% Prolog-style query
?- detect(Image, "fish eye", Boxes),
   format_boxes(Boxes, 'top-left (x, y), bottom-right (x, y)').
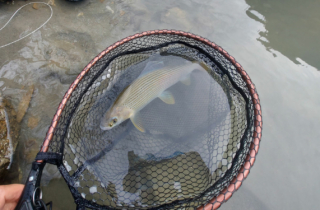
top-left (112, 118), bottom-right (118, 123)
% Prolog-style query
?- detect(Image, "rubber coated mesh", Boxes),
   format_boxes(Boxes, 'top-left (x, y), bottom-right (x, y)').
top-left (41, 33), bottom-right (257, 210)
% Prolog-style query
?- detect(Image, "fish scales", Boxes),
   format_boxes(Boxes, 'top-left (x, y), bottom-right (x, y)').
top-left (120, 65), bottom-right (194, 110)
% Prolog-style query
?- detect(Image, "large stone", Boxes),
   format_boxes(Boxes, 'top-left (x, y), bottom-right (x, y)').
top-left (123, 151), bottom-right (211, 207)
top-left (16, 85), bottom-right (34, 123)
top-left (0, 93), bottom-right (20, 181)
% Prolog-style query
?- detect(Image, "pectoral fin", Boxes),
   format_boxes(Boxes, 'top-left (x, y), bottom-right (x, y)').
top-left (159, 90), bottom-right (175, 104)
top-left (130, 112), bottom-right (145, 132)
top-left (180, 74), bottom-right (191, 85)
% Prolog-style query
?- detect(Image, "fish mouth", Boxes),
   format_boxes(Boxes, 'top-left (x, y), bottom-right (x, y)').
top-left (100, 124), bottom-right (111, 130)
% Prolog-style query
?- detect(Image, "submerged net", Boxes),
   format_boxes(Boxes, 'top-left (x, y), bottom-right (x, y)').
top-left (39, 31), bottom-right (262, 209)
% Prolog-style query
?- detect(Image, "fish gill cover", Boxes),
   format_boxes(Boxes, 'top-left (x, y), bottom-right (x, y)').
top-left (40, 32), bottom-right (260, 209)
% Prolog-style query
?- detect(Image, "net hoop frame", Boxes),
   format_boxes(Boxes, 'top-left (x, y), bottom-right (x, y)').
top-left (40, 30), bottom-right (262, 209)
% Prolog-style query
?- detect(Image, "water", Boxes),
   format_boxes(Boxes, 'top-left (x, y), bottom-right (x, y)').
top-left (0, 0), bottom-right (319, 209)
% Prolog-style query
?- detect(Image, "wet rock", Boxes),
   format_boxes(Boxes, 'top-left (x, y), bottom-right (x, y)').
top-left (77, 12), bottom-right (84, 17)
top-left (44, 49), bottom-right (53, 60)
top-left (0, 93), bottom-right (20, 180)
top-left (2, 0), bottom-right (14, 5)
top-left (47, 0), bottom-right (55, 6)
top-left (16, 85), bottom-right (34, 123)
top-left (48, 30), bottom-right (97, 74)
top-left (106, 6), bottom-right (114, 14)
top-left (32, 3), bottom-right (39, 10)
top-left (0, 110), bottom-right (10, 171)
top-left (41, 164), bottom-right (61, 186)
top-left (24, 139), bottom-right (39, 164)
top-left (161, 7), bottom-right (192, 31)
top-left (123, 151), bottom-right (211, 207)
top-left (41, 178), bottom-right (76, 209)
top-left (25, 149), bottom-right (38, 164)
top-left (27, 115), bottom-right (40, 129)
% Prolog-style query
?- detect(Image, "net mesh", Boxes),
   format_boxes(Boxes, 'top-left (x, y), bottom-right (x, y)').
top-left (40, 32), bottom-right (261, 210)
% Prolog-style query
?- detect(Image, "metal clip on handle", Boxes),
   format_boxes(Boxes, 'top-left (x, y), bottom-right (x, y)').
top-left (15, 161), bottom-right (48, 210)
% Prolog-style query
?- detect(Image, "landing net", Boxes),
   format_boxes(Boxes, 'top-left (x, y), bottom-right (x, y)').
top-left (38, 30), bottom-right (262, 210)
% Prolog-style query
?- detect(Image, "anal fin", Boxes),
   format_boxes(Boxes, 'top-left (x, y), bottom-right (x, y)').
top-left (130, 112), bottom-right (145, 132)
top-left (159, 90), bottom-right (175, 104)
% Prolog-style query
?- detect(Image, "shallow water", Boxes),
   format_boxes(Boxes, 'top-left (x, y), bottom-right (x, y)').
top-left (0, 0), bottom-right (319, 209)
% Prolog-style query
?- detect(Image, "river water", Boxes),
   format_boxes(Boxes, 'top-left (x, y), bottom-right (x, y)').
top-left (0, 0), bottom-right (319, 209)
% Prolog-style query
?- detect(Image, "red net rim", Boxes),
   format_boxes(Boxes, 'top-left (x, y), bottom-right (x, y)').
top-left (41, 30), bottom-right (262, 209)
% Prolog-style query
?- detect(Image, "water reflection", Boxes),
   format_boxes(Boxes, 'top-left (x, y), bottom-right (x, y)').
top-left (246, 0), bottom-right (320, 70)
top-left (222, 186), bottom-right (269, 210)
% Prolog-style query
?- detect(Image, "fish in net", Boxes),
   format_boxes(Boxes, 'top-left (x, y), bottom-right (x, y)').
top-left (16, 30), bottom-right (262, 210)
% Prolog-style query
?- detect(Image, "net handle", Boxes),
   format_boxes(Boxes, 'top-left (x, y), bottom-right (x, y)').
top-left (40, 30), bottom-right (262, 209)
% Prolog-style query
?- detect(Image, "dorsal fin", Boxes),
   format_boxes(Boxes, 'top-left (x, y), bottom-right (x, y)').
top-left (138, 61), bottom-right (164, 78)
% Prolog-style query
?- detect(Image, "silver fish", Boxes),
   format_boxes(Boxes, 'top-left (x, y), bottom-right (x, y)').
top-left (100, 61), bottom-right (206, 132)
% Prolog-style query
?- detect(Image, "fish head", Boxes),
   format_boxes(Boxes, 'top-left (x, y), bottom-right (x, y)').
top-left (100, 106), bottom-right (132, 130)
